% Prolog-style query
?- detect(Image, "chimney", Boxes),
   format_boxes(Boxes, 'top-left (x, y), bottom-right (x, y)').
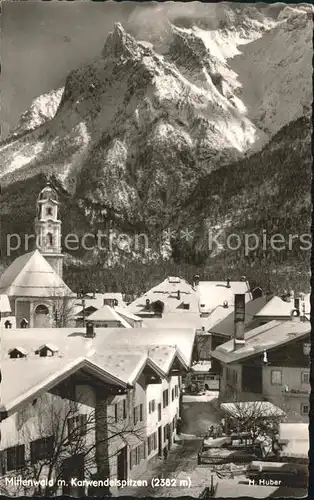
top-left (193, 274), bottom-right (200, 287)
top-left (177, 290), bottom-right (181, 300)
top-left (265, 289), bottom-right (273, 302)
top-left (85, 322), bottom-right (95, 338)
top-left (226, 277), bottom-right (231, 288)
top-left (291, 309), bottom-right (300, 322)
top-left (145, 298), bottom-right (151, 309)
top-left (294, 297), bottom-right (300, 311)
top-left (93, 290), bottom-right (96, 299)
top-left (234, 294), bottom-right (245, 350)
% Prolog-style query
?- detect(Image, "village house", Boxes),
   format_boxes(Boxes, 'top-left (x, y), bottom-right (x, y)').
top-left (211, 312), bottom-right (310, 423)
top-left (0, 324), bottom-right (195, 496)
top-left (75, 293), bottom-right (127, 326)
top-left (85, 306), bottom-right (143, 329)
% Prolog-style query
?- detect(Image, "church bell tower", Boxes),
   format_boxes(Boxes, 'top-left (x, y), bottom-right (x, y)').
top-left (35, 182), bottom-right (64, 278)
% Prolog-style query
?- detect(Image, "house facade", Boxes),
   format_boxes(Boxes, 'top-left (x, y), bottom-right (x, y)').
top-left (212, 319), bottom-right (310, 423)
top-left (0, 325), bottom-right (192, 496)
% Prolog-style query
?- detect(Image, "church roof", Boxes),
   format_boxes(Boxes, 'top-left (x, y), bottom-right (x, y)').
top-left (38, 183), bottom-right (58, 203)
top-left (0, 250), bottom-right (72, 297)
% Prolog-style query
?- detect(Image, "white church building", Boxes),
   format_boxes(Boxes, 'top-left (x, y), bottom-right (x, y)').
top-left (0, 183), bottom-right (74, 328)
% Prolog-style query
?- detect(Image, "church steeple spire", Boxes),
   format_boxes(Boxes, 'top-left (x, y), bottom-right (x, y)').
top-left (35, 182), bottom-right (64, 278)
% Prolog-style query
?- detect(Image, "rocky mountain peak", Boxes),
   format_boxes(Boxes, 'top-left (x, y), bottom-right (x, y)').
top-left (102, 22), bottom-right (143, 61)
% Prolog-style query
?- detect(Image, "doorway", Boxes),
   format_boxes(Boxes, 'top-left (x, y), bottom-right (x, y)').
top-left (158, 426), bottom-right (162, 457)
top-left (61, 454), bottom-right (85, 496)
top-left (34, 304), bottom-right (50, 328)
top-left (117, 446), bottom-right (128, 484)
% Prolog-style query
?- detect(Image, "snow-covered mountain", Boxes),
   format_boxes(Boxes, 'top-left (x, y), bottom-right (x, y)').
top-left (8, 88), bottom-right (64, 137)
top-left (0, 4), bottom-right (312, 269)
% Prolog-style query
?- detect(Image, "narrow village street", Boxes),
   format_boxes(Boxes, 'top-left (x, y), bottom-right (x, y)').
top-left (119, 437), bottom-right (203, 497)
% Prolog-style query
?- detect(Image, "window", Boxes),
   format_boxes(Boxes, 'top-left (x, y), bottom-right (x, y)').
top-left (46, 207), bottom-right (53, 216)
top-left (301, 372), bottom-right (310, 384)
top-left (123, 399), bottom-right (127, 419)
top-left (114, 403), bottom-right (118, 423)
top-left (271, 370), bottom-right (282, 386)
top-left (162, 389), bottom-right (169, 408)
top-left (30, 436), bottom-right (54, 464)
top-left (67, 414), bottom-right (87, 440)
top-left (133, 407), bottom-right (138, 425)
top-left (139, 442), bottom-right (146, 461)
top-left (147, 433), bottom-right (157, 455)
top-left (149, 399), bottom-right (156, 414)
top-left (6, 445), bottom-right (25, 472)
top-left (226, 367), bottom-right (238, 385)
top-left (171, 388), bottom-right (175, 401)
top-left (163, 426), bottom-right (167, 442)
top-left (47, 232), bottom-right (53, 246)
top-left (130, 448), bottom-right (138, 470)
top-left (158, 403), bottom-right (161, 421)
top-left (139, 404), bottom-right (143, 422)
top-left (301, 403), bottom-right (309, 415)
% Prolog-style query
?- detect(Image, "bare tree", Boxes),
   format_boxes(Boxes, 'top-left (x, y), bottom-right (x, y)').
top-left (47, 289), bottom-right (79, 328)
top-left (0, 390), bottom-right (146, 497)
top-left (224, 401), bottom-right (285, 458)
top-left (192, 332), bottom-right (210, 362)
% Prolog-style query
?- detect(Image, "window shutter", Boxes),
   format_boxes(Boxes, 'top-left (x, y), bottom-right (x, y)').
top-left (67, 417), bottom-right (74, 440)
top-left (0, 451), bottom-right (6, 475)
top-left (80, 414), bottom-right (87, 434)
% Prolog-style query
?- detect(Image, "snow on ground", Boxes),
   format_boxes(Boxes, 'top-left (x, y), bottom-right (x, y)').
top-left (183, 390), bottom-right (219, 403)
top-left (182, 392), bottom-right (221, 436)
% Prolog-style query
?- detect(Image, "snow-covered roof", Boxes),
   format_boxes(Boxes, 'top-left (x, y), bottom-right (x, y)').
top-left (279, 423), bottom-right (308, 458)
top-left (8, 346), bottom-right (28, 356)
top-left (212, 319), bottom-right (310, 364)
top-left (127, 277), bottom-right (199, 315)
top-left (87, 305), bottom-right (131, 328)
top-left (0, 250), bottom-right (72, 297)
top-left (198, 280), bottom-right (251, 314)
top-left (114, 306), bottom-right (142, 322)
top-left (191, 361), bottom-right (212, 372)
top-left (35, 343), bottom-right (59, 353)
top-left (255, 294), bottom-right (310, 320)
top-left (0, 357), bottom-right (129, 417)
top-left (206, 296), bottom-right (267, 337)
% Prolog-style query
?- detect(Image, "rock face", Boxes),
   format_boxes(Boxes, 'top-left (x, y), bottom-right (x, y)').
top-left (0, 5), bottom-right (312, 268)
top-left (8, 88), bottom-right (64, 137)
